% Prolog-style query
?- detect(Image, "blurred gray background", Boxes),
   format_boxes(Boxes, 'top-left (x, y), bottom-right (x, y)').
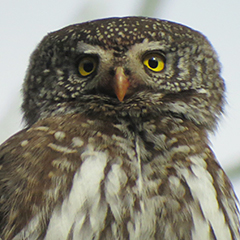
top-left (1, 0), bottom-right (240, 197)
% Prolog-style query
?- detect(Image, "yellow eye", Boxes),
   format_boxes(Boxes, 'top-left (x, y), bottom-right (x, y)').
top-left (143, 53), bottom-right (165, 72)
top-left (78, 56), bottom-right (97, 77)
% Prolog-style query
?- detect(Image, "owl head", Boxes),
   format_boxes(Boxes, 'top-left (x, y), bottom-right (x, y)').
top-left (22, 17), bottom-right (224, 130)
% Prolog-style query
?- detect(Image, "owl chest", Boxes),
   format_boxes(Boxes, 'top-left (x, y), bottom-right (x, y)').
top-left (13, 118), bottom-right (236, 240)
top-left (44, 132), bottom-right (160, 239)
top-left (42, 128), bottom-right (235, 240)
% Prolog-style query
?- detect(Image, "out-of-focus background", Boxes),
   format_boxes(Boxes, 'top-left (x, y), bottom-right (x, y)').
top-left (1, 0), bottom-right (240, 197)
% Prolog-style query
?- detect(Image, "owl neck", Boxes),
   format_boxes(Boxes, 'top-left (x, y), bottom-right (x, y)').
top-left (25, 90), bottom-right (222, 133)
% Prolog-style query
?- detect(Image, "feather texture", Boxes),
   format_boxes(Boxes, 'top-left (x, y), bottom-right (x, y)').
top-left (0, 17), bottom-right (239, 240)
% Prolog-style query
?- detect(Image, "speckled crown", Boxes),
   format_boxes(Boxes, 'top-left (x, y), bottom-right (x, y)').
top-left (43, 16), bottom-right (205, 49)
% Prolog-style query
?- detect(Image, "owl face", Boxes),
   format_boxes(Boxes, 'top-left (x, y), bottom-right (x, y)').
top-left (73, 40), bottom-right (167, 100)
top-left (22, 17), bottom-right (224, 129)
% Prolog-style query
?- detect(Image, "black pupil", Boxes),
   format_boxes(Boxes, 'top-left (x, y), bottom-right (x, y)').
top-left (83, 61), bottom-right (94, 72)
top-left (149, 58), bottom-right (158, 68)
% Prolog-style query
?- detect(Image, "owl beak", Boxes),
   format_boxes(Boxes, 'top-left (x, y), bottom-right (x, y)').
top-left (113, 67), bottom-right (130, 102)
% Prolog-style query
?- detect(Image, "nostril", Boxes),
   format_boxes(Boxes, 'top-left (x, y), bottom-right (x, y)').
top-left (109, 68), bottom-right (115, 76)
top-left (124, 68), bottom-right (131, 76)
top-left (109, 67), bottom-right (131, 77)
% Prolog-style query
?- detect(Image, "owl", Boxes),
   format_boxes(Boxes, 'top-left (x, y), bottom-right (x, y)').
top-left (0, 16), bottom-right (239, 240)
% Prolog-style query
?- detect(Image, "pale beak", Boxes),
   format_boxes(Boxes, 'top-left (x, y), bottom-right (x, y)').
top-left (113, 67), bottom-right (130, 102)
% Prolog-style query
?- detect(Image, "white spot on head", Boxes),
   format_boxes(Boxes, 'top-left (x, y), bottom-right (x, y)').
top-left (43, 69), bottom-right (50, 74)
top-left (56, 69), bottom-right (64, 76)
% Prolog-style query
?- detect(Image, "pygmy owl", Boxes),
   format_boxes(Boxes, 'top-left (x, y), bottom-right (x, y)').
top-left (0, 16), bottom-right (239, 240)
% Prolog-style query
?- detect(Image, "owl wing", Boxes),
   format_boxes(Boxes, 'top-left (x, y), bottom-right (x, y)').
top-left (0, 114), bottom-right (92, 239)
top-left (177, 152), bottom-right (240, 239)
top-left (0, 112), bottom-right (129, 240)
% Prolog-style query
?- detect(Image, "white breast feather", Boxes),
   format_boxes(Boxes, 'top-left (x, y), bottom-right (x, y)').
top-left (44, 144), bottom-right (108, 239)
top-left (180, 154), bottom-right (232, 240)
